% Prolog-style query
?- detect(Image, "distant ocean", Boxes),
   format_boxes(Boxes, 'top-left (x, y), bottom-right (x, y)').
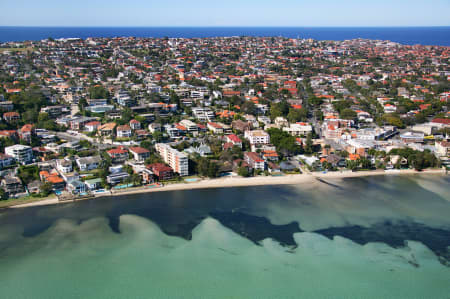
top-left (0, 27), bottom-right (449, 46)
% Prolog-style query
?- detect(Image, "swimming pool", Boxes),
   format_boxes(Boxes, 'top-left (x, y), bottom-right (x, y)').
top-left (185, 178), bottom-right (199, 182)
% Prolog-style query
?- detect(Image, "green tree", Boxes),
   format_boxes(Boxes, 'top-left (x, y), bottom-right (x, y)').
top-left (287, 108), bottom-right (308, 123)
top-left (340, 108), bottom-right (357, 120)
top-left (0, 188), bottom-right (8, 201)
top-left (241, 101), bottom-right (257, 115)
top-left (238, 167), bottom-right (250, 177)
top-left (40, 182), bottom-right (53, 197)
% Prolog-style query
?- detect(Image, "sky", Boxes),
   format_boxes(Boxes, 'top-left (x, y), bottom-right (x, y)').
top-left (1, 0), bottom-right (449, 27)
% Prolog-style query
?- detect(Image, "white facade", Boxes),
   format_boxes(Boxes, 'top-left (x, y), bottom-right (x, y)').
top-left (179, 119), bottom-right (199, 133)
top-left (155, 143), bottom-right (189, 176)
top-left (5, 145), bottom-right (33, 164)
top-left (282, 123), bottom-right (312, 136)
top-left (244, 130), bottom-right (270, 145)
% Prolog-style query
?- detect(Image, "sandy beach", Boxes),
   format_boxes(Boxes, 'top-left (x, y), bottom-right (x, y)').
top-left (9, 168), bottom-right (447, 209)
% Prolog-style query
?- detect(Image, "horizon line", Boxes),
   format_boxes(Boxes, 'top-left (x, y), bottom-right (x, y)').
top-left (1, 25), bottom-right (450, 28)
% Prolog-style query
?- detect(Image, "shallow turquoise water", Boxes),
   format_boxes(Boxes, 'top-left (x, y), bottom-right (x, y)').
top-left (0, 174), bottom-right (449, 298)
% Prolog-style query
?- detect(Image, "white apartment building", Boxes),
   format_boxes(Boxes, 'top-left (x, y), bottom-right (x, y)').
top-left (179, 119), bottom-right (199, 133)
top-left (192, 107), bottom-right (215, 122)
top-left (282, 123), bottom-right (312, 136)
top-left (155, 143), bottom-right (189, 176)
top-left (5, 144), bottom-right (33, 164)
top-left (244, 130), bottom-right (270, 145)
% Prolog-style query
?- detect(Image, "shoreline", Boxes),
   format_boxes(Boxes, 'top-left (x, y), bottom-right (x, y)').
top-left (8, 168), bottom-right (447, 209)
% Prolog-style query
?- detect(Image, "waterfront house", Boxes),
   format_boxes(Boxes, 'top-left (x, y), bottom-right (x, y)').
top-left (129, 146), bottom-right (150, 162)
top-left (147, 163), bottom-right (174, 181)
top-left (107, 147), bottom-right (129, 163)
top-left (244, 152), bottom-right (266, 171)
top-left (76, 155), bottom-right (102, 171)
top-left (1, 176), bottom-right (23, 196)
top-left (107, 172), bottom-right (130, 185)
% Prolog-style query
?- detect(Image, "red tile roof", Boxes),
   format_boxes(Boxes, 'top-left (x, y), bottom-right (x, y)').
top-left (129, 147), bottom-right (150, 154)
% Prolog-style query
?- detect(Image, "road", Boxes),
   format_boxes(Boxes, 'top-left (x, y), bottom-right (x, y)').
top-left (51, 131), bottom-right (112, 150)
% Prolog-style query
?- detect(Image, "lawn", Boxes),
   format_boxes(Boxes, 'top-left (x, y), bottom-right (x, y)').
top-left (0, 194), bottom-right (56, 209)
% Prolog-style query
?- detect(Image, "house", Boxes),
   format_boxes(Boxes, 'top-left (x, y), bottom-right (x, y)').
top-left (97, 122), bottom-right (116, 136)
top-left (129, 147), bottom-right (150, 162)
top-left (5, 144), bottom-right (33, 164)
top-left (435, 141), bottom-right (450, 157)
top-left (225, 134), bottom-right (242, 148)
top-left (19, 124), bottom-right (35, 142)
top-left (116, 125), bottom-right (132, 138)
top-left (129, 119), bottom-right (141, 130)
top-left (387, 155), bottom-right (408, 169)
top-left (282, 123), bottom-right (312, 136)
top-left (76, 155), bottom-right (102, 171)
top-left (324, 154), bottom-right (346, 167)
top-left (141, 168), bottom-right (156, 184)
top-left (27, 180), bottom-right (43, 194)
top-left (85, 178), bottom-right (102, 190)
top-left (244, 152), bottom-right (265, 171)
top-left (0, 153), bottom-right (14, 169)
top-left (1, 176), bottom-right (23, 196)
top-left (0, 101), bottom-right (14, 111)
top-left (3, 112), bottom-right (20, 123)
top-left (147, 163), bottom-right (174, 181)
top-left (135, 129), bottom-right (151, 140)
top-left (84, 121), bottom-right (101, 132)
top-left (400, 132), bottom-right (424, 143)
top-left (107, 172), bottom-right (130, 185)
top-left (67, 180), bottom-right (86, 194)
top-left (39, 170), bottom-right (65, 190)
top-left (57, 159), bottom-right (73, 173)
top-left (244, 130), bottom-right (270, 151)
top-left (274, 117), bottom-right (289, 128)
top-left (107, 147), bottom-right (129, 163)
top-left (185, 144), bottom-right (212, 157)
top-left (232, 120), bottom-right (252, 132)
top-left (262, 150), bottom-right (279, 162)
top-left (267, 162), bottom-right (281, 173)
top-left (0, 130), bottom-right (19, 140)
top-left (148, 123), bottom-right (162, 133)
top-left (179, 119), bottom-right (199, 134)
top-left (207, 122), bottom-right (224, 134)
top-left (383, 104), bottom-right (397, 113)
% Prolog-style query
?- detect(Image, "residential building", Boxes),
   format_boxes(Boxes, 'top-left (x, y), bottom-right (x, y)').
top-left (244, 152), bottom-right (266, 171)
top-left (3, 112), bottom-right (20, 123)
top-left (244, 130), bottom-right (270, 145)
top-left (147, 163), bottom-right (174, 180)
top-left (107, 147), bottom-right (129, 163)
top-left (107, 172), bottom-right (130, 185)
top-left (76, 155), bottom-right (102, 171)
top-left (207, 122), bottom-right (224, 134)
top-left (5, 144), bottom-right (33, 164)
top-left (282, 123), bottom-right (313, 136)
top-left (84, 121), bottom-right (101, 132)
top-left (129, 147), bottom-right (151, 162)
top-left (155, 143), bottom-right (189, 176)
top-left (225, 134), bottom-right (242, 148)
top-left (179, 119), bottom-right (199, 134)
top-left (57, 159), bottom-right (73, 173)
top-left (129, 119), bottom-right (141, 130)
top-left (435, 141), bottom-right (450, 157)
top-left (1, 176), bottom-right (23, 195)
top-left (116, 125), bottom-right (132, 138)
top-left (97, 122), bottom-right (117, 136)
